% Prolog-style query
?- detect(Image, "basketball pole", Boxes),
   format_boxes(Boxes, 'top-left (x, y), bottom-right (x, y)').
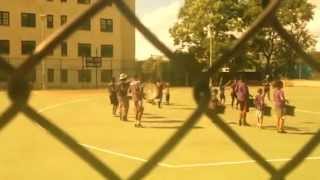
top-left (95, 48), bottom-right (98, 89)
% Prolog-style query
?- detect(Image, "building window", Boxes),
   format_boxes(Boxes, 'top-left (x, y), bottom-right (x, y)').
top-left (101, 44), bottom-right (113, 58)
top-left (0, 11), bottom-right (9, 26)
top-left (100, 19), bottom-right (113, 32)
top-left (78, 0), bottom-right (90, 4)
top-left (60, 69), bottom-right (68, 83)
top-left (101, 70), bottom-right (112, 82)
top-left (21, 41), bottom-right (36, 55)
top-left (47, 69), bottom-right (54, 82)
top-left (0, 40), bottom-right (9, 55)
top-left (79, 19), bottom-right (91, 30)
top-left (21, 13), bottom-right (36, 27)
top-left (61, 42), bottom-right (68, 56)
top-left (60, 15), bottom-right (67, 25)
top-left (78, 43), bottom-right (91, 57)
top-left (78, 69), bottom-right (91, 82)
top-left (47, 15), bottom-right (54, 28)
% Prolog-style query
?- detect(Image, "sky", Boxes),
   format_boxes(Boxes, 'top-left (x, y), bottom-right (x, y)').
top-left (135, 0), bottom-right (320, 60)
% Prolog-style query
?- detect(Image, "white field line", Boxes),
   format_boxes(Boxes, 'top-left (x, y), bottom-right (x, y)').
top-left (80, 143), bottom-right (173, 168)
top-left (80, 143), bottom-right (320, 169)
top-left (295, 109), bottom-right (320, 114)
top-left (34, 96), bottom-right (320, 169)
top-left (38, 97), bottom-right (97, 113)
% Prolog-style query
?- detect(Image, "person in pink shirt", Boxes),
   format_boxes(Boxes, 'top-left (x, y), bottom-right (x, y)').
top-left (273, 80), bottom-right (287, 133)
top-left (235, 76), bottom-right (250, 126)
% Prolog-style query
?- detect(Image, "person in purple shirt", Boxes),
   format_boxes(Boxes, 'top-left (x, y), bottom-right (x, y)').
top-left (273, 80), bottom-right (287, 133)
top-left (235, 76), bottom-right (250, 126)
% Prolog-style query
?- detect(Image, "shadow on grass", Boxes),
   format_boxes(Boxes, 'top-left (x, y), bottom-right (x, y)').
top-left (141, 120), bottom-right (184, 123)
top-left (170, 107), bottom-right (196, 111)
top-left (144, 125), bottom-right (204, 129)
top-left (143, 115), bottom-right (166, 119)
top-left (226, 123), bottom-right (317, 135)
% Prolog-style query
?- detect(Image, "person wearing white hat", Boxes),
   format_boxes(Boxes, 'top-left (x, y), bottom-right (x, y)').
top-left (117, 73), bottom-right (130, 121)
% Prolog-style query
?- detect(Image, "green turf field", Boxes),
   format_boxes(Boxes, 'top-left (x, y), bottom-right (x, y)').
top-left (0, 87), bottom-right (319, 179)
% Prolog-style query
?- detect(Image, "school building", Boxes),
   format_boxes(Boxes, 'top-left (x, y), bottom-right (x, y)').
top-left (0, 0), bottom-right (135, 89)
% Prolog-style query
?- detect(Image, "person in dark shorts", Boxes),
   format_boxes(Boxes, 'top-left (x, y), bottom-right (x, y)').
top-left (230, 79), bottom-right (239, 109)
top-left (235, 77), bottom-right (250, 126)
top-left (163, 82), bottom-right (170, 105)
top-left (219, 84), bottom-right (226, 105)
top-left (116, 73), bottom-right (130, 121)
top-left (108, 77), bottom-right (118, 116)
top-left (273, 80), bottom-right (287, 133)
top-left (154, 80), bottom-right (164, 108)
top-left (130, 75), bottom-right (144, 128)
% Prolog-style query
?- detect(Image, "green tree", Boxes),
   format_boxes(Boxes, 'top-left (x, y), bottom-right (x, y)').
top-left (170, 0), bottom-right (247, 61)
top-left (170, 0), bottom-right (316, 79)
top-left (247, 0), bottom-right (316, 78)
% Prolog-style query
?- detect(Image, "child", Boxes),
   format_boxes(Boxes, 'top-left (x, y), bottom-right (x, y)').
top-left (263, 75), bottom-right (271, 101)
top-left (230, 79), bottom-right (239, 109)
top-left (108, 77), bottom-right (118, 116)
top-left (154, 80), bottom-right (164, 108)
top-left (254, 88), bottom-right (265, 128)
top-left (273, 80), bottom-right (287, 133)
top-left (209, 88), bottom-right (220, 110)
top-left (130, 75), bottom-right (144, 128)
top-left (163, 82), bottom-right (170, 105)
top-left (219, 85), bottom-right (226, 105)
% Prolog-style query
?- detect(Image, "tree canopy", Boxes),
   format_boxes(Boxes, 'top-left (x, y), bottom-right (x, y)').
top-left (170, 0), bottom-right (316, 78)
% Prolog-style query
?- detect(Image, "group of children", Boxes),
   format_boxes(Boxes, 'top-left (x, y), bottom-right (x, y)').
top-left (109, 73), bottom-right (289, 132)
top-left (108, 73), bottom-right (170, 128)
top-left (210, 76), bottom-right (289, 133)
top-left (108, 73), bottom-right (144, 128)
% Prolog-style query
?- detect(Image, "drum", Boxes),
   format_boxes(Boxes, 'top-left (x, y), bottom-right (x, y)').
top-left (143, 83), bottom-right (158, 101)
top-left (263, 106), bottom-right (271, 116)
top-left (285, 105), bottom-right (295, 116)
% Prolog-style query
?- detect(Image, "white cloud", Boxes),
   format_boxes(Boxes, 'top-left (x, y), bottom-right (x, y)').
top-left (135, 0), bottom-right (183, 60)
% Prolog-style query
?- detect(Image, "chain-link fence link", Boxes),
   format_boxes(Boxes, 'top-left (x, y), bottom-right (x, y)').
top-left (0, 0), bottom-right (319, 179)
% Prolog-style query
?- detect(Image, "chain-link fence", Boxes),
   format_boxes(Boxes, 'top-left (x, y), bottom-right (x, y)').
top-left (0, 0), bottom-right (319, 179)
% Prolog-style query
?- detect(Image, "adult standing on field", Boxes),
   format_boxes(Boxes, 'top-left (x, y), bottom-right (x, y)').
top-left (130, 75), bottom-right (144, 128)
top-left (108, 77), bottom-right (118, 116)
top-left (273, 80), bottom-right (287, 133)
top-left (117, 73), bottom-right (130, 121)
top-left (235, 76), bottom-right (250, 126)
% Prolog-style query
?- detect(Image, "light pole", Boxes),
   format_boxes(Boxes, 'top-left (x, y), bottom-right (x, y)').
top-left (40, 14), bottom-right (46, 89)
top-left (205, 24), bottom-right (214, 86)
